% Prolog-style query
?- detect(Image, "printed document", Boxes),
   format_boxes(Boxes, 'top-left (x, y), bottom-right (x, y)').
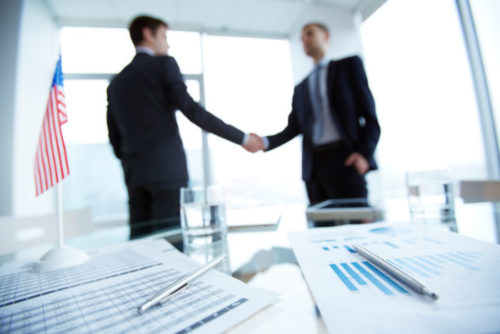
top-left (0, 239), bottom-right (277, 333)
top-left (289, 223), bottom-right (500, 333)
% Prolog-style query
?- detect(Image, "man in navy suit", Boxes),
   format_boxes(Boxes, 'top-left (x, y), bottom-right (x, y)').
top-left (107, 16), bottom-right (263, 239)
top-left (264, 22), bottom-right (380, 205)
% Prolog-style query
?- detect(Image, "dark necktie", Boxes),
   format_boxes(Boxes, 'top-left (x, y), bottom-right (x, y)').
top-left (313, 65), bottom-right (323, 141)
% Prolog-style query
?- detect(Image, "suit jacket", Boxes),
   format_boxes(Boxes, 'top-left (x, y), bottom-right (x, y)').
top-left (107, 53), bottom-right (244, 187)
top-left (266, 56), bottom-right (380, 181)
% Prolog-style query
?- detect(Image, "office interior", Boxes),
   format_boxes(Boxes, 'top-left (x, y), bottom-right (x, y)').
top-left (1, 0), bottom-right (499, 251)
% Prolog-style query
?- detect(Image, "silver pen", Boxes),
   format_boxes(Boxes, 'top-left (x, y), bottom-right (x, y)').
top-left (352, 244), bottom-right (439, 300)
top-left (138, 254), bottom-right (227, 313)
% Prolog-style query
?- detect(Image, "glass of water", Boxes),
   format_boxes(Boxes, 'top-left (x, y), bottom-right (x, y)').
top-left (406, 169), bottom-right (457, 231)
top-left (180, 185), bottom-right (230, 273)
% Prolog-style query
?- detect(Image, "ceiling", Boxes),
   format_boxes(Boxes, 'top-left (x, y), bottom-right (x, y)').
top-left (45, 0), bottom-right (386, 37)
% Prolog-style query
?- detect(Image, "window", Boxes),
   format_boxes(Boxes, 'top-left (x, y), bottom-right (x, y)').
top-left (202, 35), bottom-right (304, 209)
top-left (60, 27), bottom-right (298, 222)
top-left (469, 0), bottom-right (500, 152)
top-left (60, 27), bottom-right (205, 221)
top-left (361, 0), bottom-right (496, 241)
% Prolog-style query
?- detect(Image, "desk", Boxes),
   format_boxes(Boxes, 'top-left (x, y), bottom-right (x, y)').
top-left (1, 201), bottom-right (497, 333)
top-left (0, 203), bottom-right (327, 333)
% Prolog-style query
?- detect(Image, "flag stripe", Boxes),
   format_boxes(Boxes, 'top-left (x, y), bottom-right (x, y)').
top-left (36, 143), bottom-right (47, 192)
top-left (48, 89), bottom-right (61, 182)
top-left (53, 87), bottom-right (69, 176)
top-left (40, 120), bottom-right (53, 188)
top-left (34, 57), bottom-right (69, 196)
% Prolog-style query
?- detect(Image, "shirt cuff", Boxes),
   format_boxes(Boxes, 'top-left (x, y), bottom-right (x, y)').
top-left (263, 137), bottom-right (269, 150)
top-left (242, 133), bottom-right (250, 146)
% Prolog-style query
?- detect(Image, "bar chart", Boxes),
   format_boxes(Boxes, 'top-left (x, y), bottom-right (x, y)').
top-left (329, 261), bottom-right (408, 295)
top-left (328, 250), bottom-right (481, 295)
top-left (388, 251), bottom-right (480, 278)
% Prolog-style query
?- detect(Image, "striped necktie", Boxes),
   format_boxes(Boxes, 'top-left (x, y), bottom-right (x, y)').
top-left (312, 65), bottom-right (324, 141)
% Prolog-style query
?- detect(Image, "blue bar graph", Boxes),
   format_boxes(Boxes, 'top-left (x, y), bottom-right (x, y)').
top-left (427, 255), bottom-right (445, 264)
top-left (362, 262), bottom-right (408, 294)
top-left (340, 263), bottom-right (367, 285)
top-left (423, 237), bottom-right (444, 245)
top-left (416, 256), bottom-right (441, 268)
top-left (405, 258), bottom-right (441, 275)
top-left (344, 245), bottom-right (356, 253)
top-left (457, 251), bottom-right (478, 259)
top-left (330, 264), bottom-right (357, 291)
top-left (391, 259), bottom-right (429, 277)
top-left (447, 252), bottom-right (473, 263)
top-left (384, 241), bottom-right (399, 249)
top-left (437, 254), bottom-right (478, 270)
top-left (351, 262), bottom-right (394, 295)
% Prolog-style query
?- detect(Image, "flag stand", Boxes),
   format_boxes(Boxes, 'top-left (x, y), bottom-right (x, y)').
top-left (33, 184), bottom-right (89, 272)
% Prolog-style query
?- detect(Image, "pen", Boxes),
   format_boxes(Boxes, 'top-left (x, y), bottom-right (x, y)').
top-left (352, 244), bottom-right (439, 300)
top-left (138, 254), bottom-right (227, 313)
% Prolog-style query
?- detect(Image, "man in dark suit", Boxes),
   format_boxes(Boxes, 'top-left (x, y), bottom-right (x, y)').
top-left (264, 22), bottom-right (380, 205)
top-left (107, 16), bottom-right (263, 239)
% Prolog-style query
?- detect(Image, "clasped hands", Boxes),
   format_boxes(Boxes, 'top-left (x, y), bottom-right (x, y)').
top-left (243, 133), bottom-right (265, 153)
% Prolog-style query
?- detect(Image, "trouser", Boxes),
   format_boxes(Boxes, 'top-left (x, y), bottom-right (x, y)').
top-left (305, 142), bottom-right (368, 227)
top-left (127, 182), bottom-right (185, 246)
top-left (305, 142), bottom-right (368, 204)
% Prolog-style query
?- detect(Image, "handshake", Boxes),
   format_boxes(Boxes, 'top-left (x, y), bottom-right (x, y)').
top-left (243, 133), bottom-right (266, 153)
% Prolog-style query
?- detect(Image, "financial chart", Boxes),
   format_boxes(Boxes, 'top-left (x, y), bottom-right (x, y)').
top-left (0, 240), bottom-right (277, 334)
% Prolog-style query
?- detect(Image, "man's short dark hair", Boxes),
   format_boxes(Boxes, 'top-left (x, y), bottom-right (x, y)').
top-left (302, 22), bottom-right (330, 34)
top-left (129, 15), bottom-right (169, 46)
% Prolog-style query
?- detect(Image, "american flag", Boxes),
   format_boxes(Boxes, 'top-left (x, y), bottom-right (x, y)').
top-left (34, 56), bottom-right (70, 196)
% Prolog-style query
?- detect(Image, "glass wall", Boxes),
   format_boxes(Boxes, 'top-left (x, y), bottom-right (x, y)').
top-left (202, 35), bottom-right (304, 209)
top-left (360, 0), bottom-right (496, 241)
top-left (60, 27), bottom-right (206, 221)
top-left (59, 27), bottom-right (297, 222)
top-left (469, 0), bottom-right (500, 150)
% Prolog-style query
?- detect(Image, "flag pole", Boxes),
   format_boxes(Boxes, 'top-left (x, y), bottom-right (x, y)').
top-left (57, 183), bottom-right (64, 248)
top-left (33, 55), bottom-right (89, 272)
top-left (33, 184), bottom-right (90, 272)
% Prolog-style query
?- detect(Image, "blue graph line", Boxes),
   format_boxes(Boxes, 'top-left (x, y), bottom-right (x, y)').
top-left (427, 255), bottom-right (445, 263)
top-left (416, 256), bottom-right (441, 268)
top-left (392, 259), bottom-right (429, 277)
top-left (405, 258), bottom-right (441, 275)
top-left (362, 261), bottom-right (408, 294)
top-left (423, 237), bottom-right (444, 245)
top-left (351, 262), bottom-right (394, 295)
top-left (383, 241), bottom-right (399, 249)
top-left (330, 264), bottom-right (358, 291)
top-left (341, 263), bottom-right (367, 285)
top-left (447, 252), bottom-right (473, 263)
top-left (457, 251), bottom-right (478, 259)
top-left (344, 245), bottom-right (356, 253)
top-left (438, 254), bottom-right (479, 271)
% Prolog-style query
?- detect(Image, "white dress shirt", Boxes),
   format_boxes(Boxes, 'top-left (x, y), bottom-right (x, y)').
top-left (308, 57), bottom-right (341, 145)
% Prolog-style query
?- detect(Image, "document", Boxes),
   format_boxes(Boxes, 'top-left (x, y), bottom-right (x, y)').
top-left (0, 239), bottom-right (277, 333)
top-left (289, 223), bottom-right (500, 334)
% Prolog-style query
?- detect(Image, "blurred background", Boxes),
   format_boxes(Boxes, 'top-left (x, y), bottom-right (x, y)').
top-left (1, 0), bottom-right (499, 242)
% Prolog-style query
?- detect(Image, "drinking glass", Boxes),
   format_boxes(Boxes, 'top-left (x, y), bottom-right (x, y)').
top-left (180, 185), bottom-right (230, 273)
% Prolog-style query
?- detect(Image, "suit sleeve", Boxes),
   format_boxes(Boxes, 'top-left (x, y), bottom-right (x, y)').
top-left (348, 56), bottom-right (380, 160)
top-left (265, 94), bottom-right (300, 151)
top-left (163, 57), bottom-right (245, 145)
top-left (106, 94), bottom-right (123, 160)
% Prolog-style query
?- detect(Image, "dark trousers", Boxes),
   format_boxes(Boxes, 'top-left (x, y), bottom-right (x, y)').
top-left (305, 144), bottom-right (367, 205)
top-left (127, 182), bottom-right (184, 242)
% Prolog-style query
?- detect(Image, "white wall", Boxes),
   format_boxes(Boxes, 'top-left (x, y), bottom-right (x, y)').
top-left (0, 0), bottom-right (23, 215)
top-left (13, 0), bottom-right (59, 216)
top-left (288, 4), bottom-right (364, 84)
